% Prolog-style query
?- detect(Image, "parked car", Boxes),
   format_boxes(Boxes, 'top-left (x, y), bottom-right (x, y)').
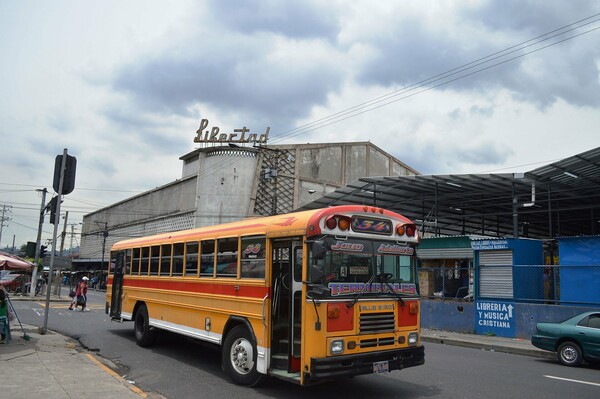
top-left (531, 311), bottom-right (600, 367)
top-left (0, 271), bottom-right (27, 292)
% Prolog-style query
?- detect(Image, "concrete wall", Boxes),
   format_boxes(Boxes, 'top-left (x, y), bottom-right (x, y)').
top-left (421, 299), bottom-right (599, 338)
top-left (80, 141), bottom-right (419, 264)
top-left (196, 149), bottom-right (259, 227)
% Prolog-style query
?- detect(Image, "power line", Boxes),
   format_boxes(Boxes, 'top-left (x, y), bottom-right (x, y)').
top-left (268, 14), bottom-right (600, 142)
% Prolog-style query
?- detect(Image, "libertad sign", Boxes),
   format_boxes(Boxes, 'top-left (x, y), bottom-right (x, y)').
top-left (193, 118), bottom-right (270, 144)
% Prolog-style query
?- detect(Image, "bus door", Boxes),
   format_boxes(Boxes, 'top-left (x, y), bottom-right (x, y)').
top-left (109, 250), bottom-right (125, 319)
top-left (271, 240), bottom-right (303, 373)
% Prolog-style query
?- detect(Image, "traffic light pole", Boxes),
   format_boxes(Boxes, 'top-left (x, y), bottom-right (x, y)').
top-left (30, 188), bottom-right (47, 297)
top-left (41, 149), bottom-right (67, 335)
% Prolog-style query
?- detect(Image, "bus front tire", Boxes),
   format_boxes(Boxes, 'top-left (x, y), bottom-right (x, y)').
top-left (134, 304), bottom-right (157, 347)
top-left (222, 325), bottom-right (265, 387)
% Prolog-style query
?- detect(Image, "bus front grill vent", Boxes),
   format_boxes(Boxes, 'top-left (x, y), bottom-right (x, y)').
top-left (359, 312), bottom-right (395, 334)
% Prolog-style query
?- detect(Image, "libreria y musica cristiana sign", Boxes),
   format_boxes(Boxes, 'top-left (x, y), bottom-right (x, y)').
top-left (193, 118), bottom-right (270, 144)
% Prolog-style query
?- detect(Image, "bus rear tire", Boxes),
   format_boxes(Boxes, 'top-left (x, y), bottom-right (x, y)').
top-left (134, 304), bottom-right (157, 347)
top-left (222, 325), bottom-right (265, 387)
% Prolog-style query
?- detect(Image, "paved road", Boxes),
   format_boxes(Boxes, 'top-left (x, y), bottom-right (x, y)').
top-left (11, 291), bottom-right (600, 399)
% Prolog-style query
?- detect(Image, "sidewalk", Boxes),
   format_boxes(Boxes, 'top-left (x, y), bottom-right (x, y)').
top-left (2, 293), bottom-right (155, 399)
top-left (420, 328), bottom-right (555, 359)
top-left (1, 296), bottom-right (554, 399)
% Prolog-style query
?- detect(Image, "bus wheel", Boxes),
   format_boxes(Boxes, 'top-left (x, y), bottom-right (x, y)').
top-left (134, 304), bottom-right (157, 347)
top-left (222, 326), bottom-right (265, 387)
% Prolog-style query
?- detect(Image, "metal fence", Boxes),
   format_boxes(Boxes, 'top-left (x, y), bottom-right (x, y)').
top-left (419, 264), bottom-right (600, 306)
top-left (418, 266), bottom-right (473, 300)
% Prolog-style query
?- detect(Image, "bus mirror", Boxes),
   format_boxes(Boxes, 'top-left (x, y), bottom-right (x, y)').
top-left (312, 240), bottom-right (327, 260)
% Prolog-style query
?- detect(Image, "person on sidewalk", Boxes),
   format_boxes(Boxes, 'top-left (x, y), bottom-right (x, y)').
top-left (0, 287), bottom-right (13, 343)
top-left (69, 276), bottom-right (90, 311)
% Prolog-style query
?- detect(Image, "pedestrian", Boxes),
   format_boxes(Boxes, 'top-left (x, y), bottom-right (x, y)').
top-left (0, 287), bottom-right (13, 343)
top-left (69, 276), bottom-right (89, 311)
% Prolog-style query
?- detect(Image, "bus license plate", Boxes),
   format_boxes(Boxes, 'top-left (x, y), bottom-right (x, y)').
top-left (373, 361), bottom-right (389, 374)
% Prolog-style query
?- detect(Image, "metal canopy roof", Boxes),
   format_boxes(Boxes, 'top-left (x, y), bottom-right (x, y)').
top-left (298, 147), bottom-right (600, 239)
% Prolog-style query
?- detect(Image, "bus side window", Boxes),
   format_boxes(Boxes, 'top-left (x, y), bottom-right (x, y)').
top-left (140, 247), bottom-right (150, 275)
top-left (200, 240), bottom-right (215, 277)
top-left (241, 236), bottom-right (265, 279)
top-left (173, 243), bottom-right (184, 276)
top-left (217, 237), bottom-right (238, 278)
top-left (132, 248), bottom-right (141, 275)
top-left (186, 241), bottom-right (199, 277)
top-left (150, 245), bottom-right (160, 275)
top-left (125, 249), bottom-right (132, 275)
top-left (160, 244), bottom-right (172, 276)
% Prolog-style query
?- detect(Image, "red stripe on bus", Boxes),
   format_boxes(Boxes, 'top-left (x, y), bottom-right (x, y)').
top-left (118, 278), bottom-right (269, 298)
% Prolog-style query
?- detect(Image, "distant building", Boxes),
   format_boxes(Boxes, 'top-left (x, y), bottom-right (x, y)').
top-left (78, 141), bottom-right (418, 272)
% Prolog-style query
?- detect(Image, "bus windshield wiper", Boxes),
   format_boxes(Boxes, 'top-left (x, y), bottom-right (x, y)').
top-left (346, 274), bottom-right (375, 308)
top-left (377, 273), bottom-right (405, 306)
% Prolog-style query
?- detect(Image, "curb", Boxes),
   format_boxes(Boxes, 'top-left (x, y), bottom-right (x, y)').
top-left (421, 335), bottom-right (556, 359)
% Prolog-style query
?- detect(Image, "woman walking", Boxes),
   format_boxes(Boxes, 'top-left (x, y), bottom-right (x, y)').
top-left (69, 276), bottom-right (89, 311)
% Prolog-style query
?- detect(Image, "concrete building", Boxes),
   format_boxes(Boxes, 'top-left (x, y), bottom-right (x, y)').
top-left (78, 141), bottom-right (418, 274)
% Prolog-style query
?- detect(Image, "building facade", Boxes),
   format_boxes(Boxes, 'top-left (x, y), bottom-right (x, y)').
top-left (79, 141), bottom-right (418, 267)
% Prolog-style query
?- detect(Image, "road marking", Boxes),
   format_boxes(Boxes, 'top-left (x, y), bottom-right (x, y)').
top-left (35, 303), bottom-right (104, 310)
top-left (544, 375), bottom-right (600, 387)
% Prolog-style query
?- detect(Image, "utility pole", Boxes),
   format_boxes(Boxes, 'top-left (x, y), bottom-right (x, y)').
top-left (0, 204), bottom-right (12, 249)
top-left (30, 189), bottom-right (47, 297)
top-left (95, 221), bottom-right (109, 276)
top-left (60, 211), bottom-right (69, 256)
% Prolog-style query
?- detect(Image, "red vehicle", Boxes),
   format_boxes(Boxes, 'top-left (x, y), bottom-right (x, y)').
top-left (0, 271), bottom-right (27, 292)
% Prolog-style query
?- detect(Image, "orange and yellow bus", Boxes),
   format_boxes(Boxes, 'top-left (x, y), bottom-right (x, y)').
top-left (107, 205), bottom-right (424, 386)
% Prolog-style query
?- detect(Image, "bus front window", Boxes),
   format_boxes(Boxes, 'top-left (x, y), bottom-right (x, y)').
top-left (309, 238), bottom-right (418, 298)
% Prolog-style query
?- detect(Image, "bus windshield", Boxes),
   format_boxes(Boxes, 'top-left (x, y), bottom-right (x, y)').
top-left (308, 237), bottom-right (418, 298)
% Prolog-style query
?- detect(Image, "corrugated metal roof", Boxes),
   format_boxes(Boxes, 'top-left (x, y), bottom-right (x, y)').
top-left (297, 147), bottom-right (600, 239)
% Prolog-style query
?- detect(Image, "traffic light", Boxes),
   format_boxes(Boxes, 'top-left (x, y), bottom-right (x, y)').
top-left (26, 241), bottom-right (37, 258)
top-left (53, 153), bottom-right (77, 195)
top-left (45, 196), bottom-right (62, 225)
top-left (39, 245), bottom-right (48, 258)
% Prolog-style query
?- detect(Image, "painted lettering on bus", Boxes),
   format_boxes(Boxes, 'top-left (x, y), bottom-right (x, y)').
top-left (328, 282), bottom-right (417, 296)
top-left (376, 244), bottom-right (414, 255)
top-left (330, 241), bottom-right (364, 252)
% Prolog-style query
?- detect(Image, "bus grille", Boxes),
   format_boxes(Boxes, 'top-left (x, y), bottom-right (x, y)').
top-left (359, 337), bottom-right (396, 348)
top-left (360, 312), bottom-right (395, 334)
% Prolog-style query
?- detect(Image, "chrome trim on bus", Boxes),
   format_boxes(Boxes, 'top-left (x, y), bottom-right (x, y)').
top-left (149, 317), bottom-right (222, 344)
top-left (261, 293), bottom-right (269, 326)
top-left (257, 346), bottom-right (269, 374)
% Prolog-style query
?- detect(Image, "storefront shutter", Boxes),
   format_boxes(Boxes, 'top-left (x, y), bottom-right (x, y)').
top-left (478, 250), bottom-right (513, 299)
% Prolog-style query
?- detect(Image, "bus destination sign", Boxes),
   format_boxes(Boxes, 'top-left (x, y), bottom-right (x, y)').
top-left (194, 118), bottom-right (270, 144)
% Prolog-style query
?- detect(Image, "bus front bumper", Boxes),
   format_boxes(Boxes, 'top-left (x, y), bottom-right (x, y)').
top-left (308, 345), bottom-right (425, 381)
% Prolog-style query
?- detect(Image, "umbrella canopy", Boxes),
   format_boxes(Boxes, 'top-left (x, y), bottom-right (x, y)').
top-left (0, 252), bottom-right (35, 271)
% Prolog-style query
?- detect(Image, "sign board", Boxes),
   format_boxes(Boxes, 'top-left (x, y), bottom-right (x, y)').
top-left (471, 239), bottom-right (510, 251)
top-left (475, 300), bottom-right (515, 338)
top-left (193, 118), bottom-right (269, 144)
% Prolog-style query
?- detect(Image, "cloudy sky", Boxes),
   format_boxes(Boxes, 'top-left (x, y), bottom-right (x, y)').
top-left (1, 0), bottom-right (599, 250)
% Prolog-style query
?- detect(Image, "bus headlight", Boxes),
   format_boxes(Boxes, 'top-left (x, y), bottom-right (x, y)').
top-left (330, 340), bottom-right (345, 354)
top-left (408, 332), bottom-right (418, 346)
